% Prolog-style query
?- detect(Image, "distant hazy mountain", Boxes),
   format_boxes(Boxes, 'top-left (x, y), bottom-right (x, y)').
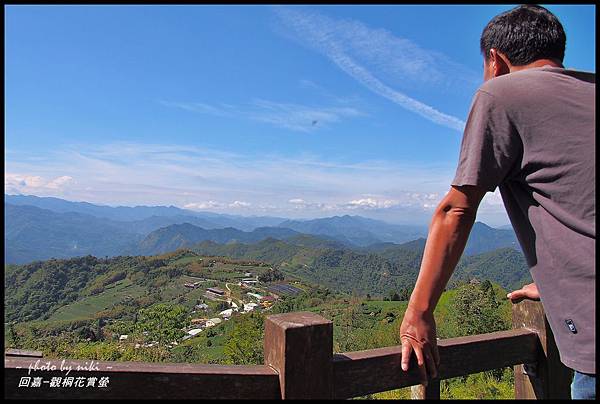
top-left (134, 223), bottom-right (301, 256)
top-left (361, 222), bottom-right (519, 256)
top-left (189, 235), bottom-right (528, 294)
top-left (5, 194), bottom-right (187, 221)
top-left (5, 204), bottom-right (142, 264)
top-left (4, 195), bottom-right (518, 264)
top-left (4, 194), bottom-right (287, 231)
top-left (452, 247), bottom-right (531, 291)
top-left (463, 222), bottom-right (519, 255)
top-left (109, 215), bottom-right (227, 235)
top-left (278, 215), bottom-right (427, 246)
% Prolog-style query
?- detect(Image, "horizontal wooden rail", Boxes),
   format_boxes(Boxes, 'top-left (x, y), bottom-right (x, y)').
top-left (4, 358), bottom-right (281, 399)
top-left (5, 349), bottom-right (43, 358)
top-left (332, 328), bottom-right (538, 399)
top-left (6, 301), bottom-right (568, 399)
top-left (4, 328), bottom-right (538, 400)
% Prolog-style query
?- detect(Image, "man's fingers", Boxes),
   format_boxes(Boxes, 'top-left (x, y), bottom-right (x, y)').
top-left (432, 342), bottom-right (441, 368)
top-left (507, 289), bottom-right (524, 301)
top-left (414, 347), bottom-right (428, 386)
top-left (424, 346), bottom-right (438, 379)
top-left (508, 284), bottom-right (540, 302)
top-left (401, 339), bottom-right (412, 371)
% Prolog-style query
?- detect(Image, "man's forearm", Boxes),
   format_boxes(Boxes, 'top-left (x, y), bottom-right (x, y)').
top-left (408, 202), bottom-right (477, 314)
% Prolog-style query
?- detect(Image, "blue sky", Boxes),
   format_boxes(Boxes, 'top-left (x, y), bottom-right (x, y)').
top-left (5, 5), bottom-right (596, 226)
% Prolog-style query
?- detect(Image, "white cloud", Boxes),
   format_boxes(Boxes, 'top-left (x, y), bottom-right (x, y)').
top-left (158, 100), bottom-right (234, 117)
top-left (46, 175), bottom-right (74, 189)
top-left (248, 99), bottom-right (364, 132)
top-left (5, 173), bottom-right (74, 195)
top-left (288, 198), bottom-right (331, 210)
top-left (344, 198), bottom-right (400, 210)
top-left (161, 98), bottom-right (365, 132)
top-left (229, 200), bottom-right (252, 209)
top-left (184, 201), bottom-right (225, 210)
top-left (272, 7), bottom-right (475, 132)
top-left (481, 189), bottom-right (504, 206)
top-left (5, 141), bottom-right (510, 225)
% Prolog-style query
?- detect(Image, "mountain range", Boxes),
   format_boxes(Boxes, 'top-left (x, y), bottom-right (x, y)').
top-left (186, 236), bottom-right (530, 293)
top-left (5, 194), bottom-right (519, 265)
top-left (4, 194), bottom-right (286, 231)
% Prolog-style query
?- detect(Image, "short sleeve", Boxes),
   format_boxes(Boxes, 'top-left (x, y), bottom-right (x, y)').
top-left (452, 90), bottom-right (522, 192)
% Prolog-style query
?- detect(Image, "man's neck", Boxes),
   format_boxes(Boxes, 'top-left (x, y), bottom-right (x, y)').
top-left (509, 59), bottom-right (564, 73)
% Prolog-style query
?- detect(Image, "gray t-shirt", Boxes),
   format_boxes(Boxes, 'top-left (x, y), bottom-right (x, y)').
top-left (453, 66), bottom-right (595, 374)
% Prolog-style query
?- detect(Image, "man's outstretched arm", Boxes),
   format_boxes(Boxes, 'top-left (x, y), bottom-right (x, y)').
top-left (399, 185), bottom-right (487, 382)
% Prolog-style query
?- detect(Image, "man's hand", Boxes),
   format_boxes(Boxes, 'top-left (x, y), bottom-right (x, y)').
top-left (507, 283), bottom-right (540, 302)
top-left (398, 185), bottom-right (485, 385)
top-left (399, 305), bottom-right (440, 384)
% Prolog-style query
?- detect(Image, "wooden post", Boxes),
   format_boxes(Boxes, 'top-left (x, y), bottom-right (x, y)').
top-left (411, 379), bottom-right (440, 399)
top-left (264, 311), bottom-right (333, 399)
top-left (512, 300), bottom-right (573, 399)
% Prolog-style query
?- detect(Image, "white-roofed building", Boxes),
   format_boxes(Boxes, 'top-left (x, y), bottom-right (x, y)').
top-left (243, 303), bottom-right (259, 312)
top-left (206, 318), bottom-right (223, 328)
top-left (187, 328), bottom-right (203, 337)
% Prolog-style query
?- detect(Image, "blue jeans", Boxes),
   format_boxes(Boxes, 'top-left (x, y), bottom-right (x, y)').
top-left (571, 371), bottom-right (595, 400)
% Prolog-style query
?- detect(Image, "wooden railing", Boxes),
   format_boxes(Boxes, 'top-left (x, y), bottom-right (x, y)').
top-left (4, 300), bottom-right (573, 399)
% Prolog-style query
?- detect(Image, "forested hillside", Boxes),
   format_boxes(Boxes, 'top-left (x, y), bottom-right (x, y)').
top-left (4, 204), bottom-right (142, 264)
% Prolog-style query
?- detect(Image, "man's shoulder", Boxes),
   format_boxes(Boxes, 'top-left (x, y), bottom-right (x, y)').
top-left (477, 67), bottom-right (594, 102)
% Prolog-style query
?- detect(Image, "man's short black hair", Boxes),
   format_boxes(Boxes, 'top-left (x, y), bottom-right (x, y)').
top-left (480, 4), bottom-right (566, 66)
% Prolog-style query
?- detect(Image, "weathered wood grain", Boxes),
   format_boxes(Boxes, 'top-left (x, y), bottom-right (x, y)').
top-left (4, 357), bottom-right (281, 399)
top-left (5, 302), bottom-right (571, 400)
top-left (332, 328), bottom-right (538, 399)
top-left (512, 299), bottom-right (573, 399)
top-left (264, 311), bottom-right (333, 399)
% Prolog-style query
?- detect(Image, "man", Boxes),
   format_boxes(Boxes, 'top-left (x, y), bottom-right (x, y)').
top-left (398, 4), bottom-right (595, 399)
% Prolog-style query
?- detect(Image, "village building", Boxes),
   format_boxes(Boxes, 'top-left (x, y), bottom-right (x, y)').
top-left (186, 328), bottom-right (203, 337)
top-left (191, 318), bottom-right (207, 325)
top-left (243, 303), bottom-right (258, 312)
top-left (205, 318), bottom-right (222, 328)
top-left (206, 287), bottom-right (225, 296)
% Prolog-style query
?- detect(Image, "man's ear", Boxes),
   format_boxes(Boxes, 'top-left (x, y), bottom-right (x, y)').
top-left (489, 49), bottom-right (511, 77)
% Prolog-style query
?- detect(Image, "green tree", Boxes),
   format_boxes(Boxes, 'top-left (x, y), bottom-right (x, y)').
top-left (8, 323), bottom-right (20, 347)
top-left (398, 287), bottom-right (412, 301)
top-left (258, 268), bottom-right (285, 283)
top-left (96, 318), bottom-right (104, 341)
top-left (223, 312), bottom-right (264, 365)
top-left (134, 304), bottom-right (190, 345)
top-left (447, 283), bottom-right (510, 381)
top-left (448, 283), bottom-right (507, 337)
